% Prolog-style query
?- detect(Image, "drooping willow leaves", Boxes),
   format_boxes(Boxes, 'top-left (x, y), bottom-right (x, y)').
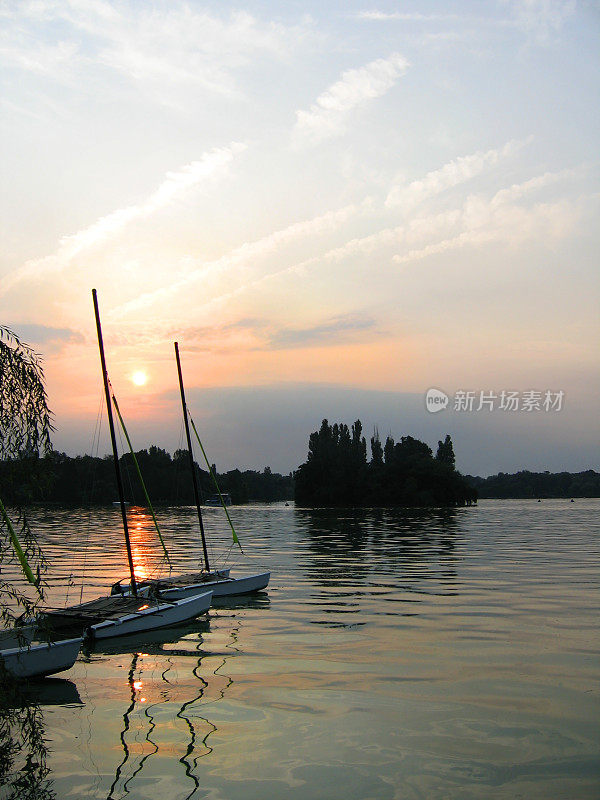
top-left (0, 327), bottom-right (53, 460)
top-left (0, 326), bottom-right (53, 624)
top-left (0, 329), bottom-right (57, 795)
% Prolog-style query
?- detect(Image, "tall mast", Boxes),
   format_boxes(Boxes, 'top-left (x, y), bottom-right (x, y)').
top-left (174, 342), bottom-right (211, 572)
top-left (92, 289), bottom-right (138, 597)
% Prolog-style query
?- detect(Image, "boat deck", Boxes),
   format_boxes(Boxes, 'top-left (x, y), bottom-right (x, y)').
top-left (143, 571), bottom-right (232, 589)
top-left (40, 596), bottom-right (164, 636)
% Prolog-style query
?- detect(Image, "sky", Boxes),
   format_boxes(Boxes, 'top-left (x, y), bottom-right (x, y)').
top-left (1, 0), bottom-right (598, 477)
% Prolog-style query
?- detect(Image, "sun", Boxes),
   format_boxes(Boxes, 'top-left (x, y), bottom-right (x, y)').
top-left (131, 370), bottom-right (148, 387)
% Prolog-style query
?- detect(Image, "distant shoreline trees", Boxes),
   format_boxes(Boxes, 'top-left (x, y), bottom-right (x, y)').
top-left (294, 419), bottom-right (477, 507)
top-left (1, 432), bottom-right (597, 509)
top-left (0, 446), bottom-right (294, 506)
top-left (465, 470), bottom-right (600, 499)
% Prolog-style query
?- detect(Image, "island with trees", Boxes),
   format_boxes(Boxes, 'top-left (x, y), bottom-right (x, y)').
top-left (294, 419), bottom-right (477, 507)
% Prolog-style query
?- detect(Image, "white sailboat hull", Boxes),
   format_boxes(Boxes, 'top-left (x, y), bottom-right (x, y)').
top-left (112, 568), bottom-right (270, 600)
top-left (0, 636), bottom-right (83, 679)
top-left (90, 590), bottom-right (213, 640)
top-left (157, 571), bottom-right (271, 600)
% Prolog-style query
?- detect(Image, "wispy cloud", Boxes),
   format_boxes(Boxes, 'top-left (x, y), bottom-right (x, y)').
top-left (386, 139), bottom-right (531, 211)
top-left (110, 201), bottom-right (367, 319)
top-left (199, 167), bottom-right (586, 312)
top-left (95, 8), bottom-right (304, 100)
top-left (111, 156), bottom-right (586, 331)
top-left (7, 323), bottom-right (84, 349)
top-left (356, 11), bottom-right (460, 22)
top-left (292, 52), bottom-right (409, 146)
top-left (393, 172), bottom-right (583, 264)
top-left (163, 313), bottom-right (379, 353)
top-left (357, 4), bottom-right (579, 44)
top-left (1, 2), bottom-right (310, 101)
top-left (268, 314), bottom-right (377, 350)
top-left (502, 0), bottom-right (576, 43)
top-left (0, 37), bottom-right (79, 80)
top-left (0, 143), bottom-right (247, 298)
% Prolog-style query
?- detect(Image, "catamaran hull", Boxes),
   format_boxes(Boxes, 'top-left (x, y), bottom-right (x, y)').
top-left (0, 637), bottom-right (83, 679)
top-left (154, 571), bottom-right (270, 600)
top-left (115, 571), bottom-right (270, 601)
top-left (90, 590), bottom-right (213, 640)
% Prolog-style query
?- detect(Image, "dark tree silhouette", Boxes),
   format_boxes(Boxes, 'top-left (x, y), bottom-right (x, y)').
top-left (436, 434), bottom-right (456, 467)
top-left (295, 420), bottom-right (476, 507)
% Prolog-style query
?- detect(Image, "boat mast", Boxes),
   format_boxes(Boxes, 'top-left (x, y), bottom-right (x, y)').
top-left (174, 342), bottom-right (211, 572)
top-left (92, 289), bottom-right (138, 597)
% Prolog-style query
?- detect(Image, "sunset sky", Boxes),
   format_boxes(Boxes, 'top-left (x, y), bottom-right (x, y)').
top-left (1, 0), bottom-right (598, 476)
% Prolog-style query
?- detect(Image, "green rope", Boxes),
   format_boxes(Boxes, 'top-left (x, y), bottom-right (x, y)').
top-left (188, 415), bottom-right (243, 553)
top-left (0, 496), bottom-right (43, 594)
top-left (111, 393), bottom-right (172, 569)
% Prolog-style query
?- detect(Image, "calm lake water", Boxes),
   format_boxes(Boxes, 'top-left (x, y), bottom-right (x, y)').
top-left (2, 499), bottom-right (599, 799)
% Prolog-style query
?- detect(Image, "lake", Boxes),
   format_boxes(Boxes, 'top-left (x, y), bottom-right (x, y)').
top-left (1, 499), bottom-right (599, 799)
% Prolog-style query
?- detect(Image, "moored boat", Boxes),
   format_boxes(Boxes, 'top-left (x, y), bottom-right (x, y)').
top-left (40, 590), bottom-right (213, 642)
top-left (112, 570), bottom-right (269, 600)
top-left (35, 291), bottom-right (215, 642)
top-left (205, 493), bottom-right (232, 506)
top-left (109, 341), bottom-right (270, 601)
top-left (0, 635), bottom-right (83, 679)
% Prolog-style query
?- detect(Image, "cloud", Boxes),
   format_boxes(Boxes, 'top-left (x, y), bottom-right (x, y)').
top-left (386, 139), bottom-right (531, 210)
top-left (129, 161), bottom-right (587, 331)
top-left (502, 0), bottom-right (576, 43)
top-left (0, 143), bottom-right (247, 298)
top-left (95, 8), bottom-right (303, 100)
top-left (1, 2), bottom-right (311, 100)
top-left (355, 11), bottom-right (460, 22)
top-left (160, 314), bottom-right (379, 354)
top-left (0, 37), bottom-right (79, 80)
top-left (292, 52), bottom-right (409, 146)
top-left (268, 314), bottom-right (378, 350)
top-left (6, 323), bottom-right (85, 353)
top-left (110, 201), bottom-right (365, 319)
top-left (8, 323), bottom-right (83, 343)
top-left (199, 166), bottom-right (585, 310)
top-left (392, 172), bottom-right (583, 264)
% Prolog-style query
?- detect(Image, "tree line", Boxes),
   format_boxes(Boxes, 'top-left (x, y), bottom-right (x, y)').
top-left (1, 432), bottom-right (596, 510)
top-left (294, 419), bottom-right (477, 507)
top-left (465, 469), bottom-right (600, 499)
top-left (0, 446), bottom-right (294, 506)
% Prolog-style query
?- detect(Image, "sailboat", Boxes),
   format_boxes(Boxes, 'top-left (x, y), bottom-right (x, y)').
top-left (38, 290), bottom-right (213, 643)
top-left (110, 342), bottom-right (270, 600)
